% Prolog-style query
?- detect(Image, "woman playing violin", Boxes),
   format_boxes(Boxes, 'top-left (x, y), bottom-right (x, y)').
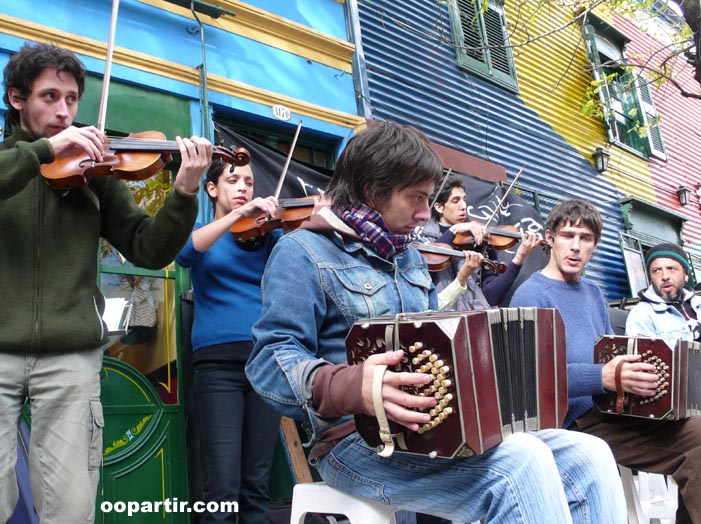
top-left (176, 157), bottom-right (280, 524)
top-left (416, 174), bottom-right (543, 312)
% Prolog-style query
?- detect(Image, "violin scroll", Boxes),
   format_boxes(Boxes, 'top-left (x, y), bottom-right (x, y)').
top-left (213, 145), bottom-right (251, 168)
top-left (482, 258), bottom-right (507, 274)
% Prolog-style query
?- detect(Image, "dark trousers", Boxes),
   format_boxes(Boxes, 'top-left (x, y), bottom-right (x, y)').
top-left (575, 408), bottom-right (701, 524)
top-left (193, 360), bottom-right (281, 524)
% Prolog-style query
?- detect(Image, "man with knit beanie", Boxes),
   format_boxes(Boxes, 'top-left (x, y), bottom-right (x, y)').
top-left (511, 201), bottom-right (701, 524)
top-left (626, 242), bottom-right (701, 341)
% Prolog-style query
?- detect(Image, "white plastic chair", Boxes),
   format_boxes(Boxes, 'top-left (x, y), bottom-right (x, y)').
top-left (290, 481), bottom-right (399, 524)
top-left (619, 465), bottom-right (678, 524)
top-left (289, 481), bottom-right (481, 524)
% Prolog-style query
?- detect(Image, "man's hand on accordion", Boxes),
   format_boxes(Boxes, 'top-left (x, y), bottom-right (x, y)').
top-left (360, 350), bottom-right (438, 432)
top-left (602, 354), bottom-right (659, 397)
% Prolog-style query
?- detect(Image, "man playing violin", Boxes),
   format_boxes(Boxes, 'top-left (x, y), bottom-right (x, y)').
top-left (510, 199), bottom-right (701, 524)
top-left (246, 121), bottom-right (626, 523)
top-left (0, 43), bottom-right (212, 523)
top-left (417, 174), bottom-right (542, 311)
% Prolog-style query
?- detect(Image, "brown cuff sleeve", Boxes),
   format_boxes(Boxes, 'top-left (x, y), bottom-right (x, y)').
top-left (312, 363), bottom-right (367, 418)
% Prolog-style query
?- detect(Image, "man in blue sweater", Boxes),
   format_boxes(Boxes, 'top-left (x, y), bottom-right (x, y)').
top-left (510, 198), bottom-right (701, 524)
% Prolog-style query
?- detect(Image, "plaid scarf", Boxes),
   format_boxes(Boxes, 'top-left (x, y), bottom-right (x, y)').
top-left (332, 204), bottom-right (414, 260)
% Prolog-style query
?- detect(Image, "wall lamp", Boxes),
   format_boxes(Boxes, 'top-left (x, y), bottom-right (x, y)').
top-left (592, 147), bottom-right (610, 173)
top-left (676, 185), bottom-right (692, 206)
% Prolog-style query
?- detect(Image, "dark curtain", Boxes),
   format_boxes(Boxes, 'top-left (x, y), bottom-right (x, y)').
top-left (215, 123), bottom-right (547, 303)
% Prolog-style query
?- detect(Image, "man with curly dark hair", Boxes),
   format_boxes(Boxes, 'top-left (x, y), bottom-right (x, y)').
top-left (0, 42), bottom-right (212, 523)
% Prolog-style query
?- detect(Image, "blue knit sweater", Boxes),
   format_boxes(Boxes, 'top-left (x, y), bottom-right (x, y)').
top-left (176, 223), bottom-right (280, 352)
top-left (510, 272), bottom-right (612, 427)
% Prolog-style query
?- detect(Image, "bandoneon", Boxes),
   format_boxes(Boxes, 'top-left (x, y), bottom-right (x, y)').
top-left (345, 308), bottom-right (568, 459)
top-left (594, 335), bottom-right (701, 420)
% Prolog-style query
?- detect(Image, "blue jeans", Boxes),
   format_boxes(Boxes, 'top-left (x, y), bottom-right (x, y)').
top-left (193, 360), bottom-right (280, 524)
top-left (317, 429), bottom-right (626, 524)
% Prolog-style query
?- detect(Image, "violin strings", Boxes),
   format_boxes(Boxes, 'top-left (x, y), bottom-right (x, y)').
top-left (104, 136), bottom-right (179, 152)
top-left (104, 136), bottom-right (231, 153)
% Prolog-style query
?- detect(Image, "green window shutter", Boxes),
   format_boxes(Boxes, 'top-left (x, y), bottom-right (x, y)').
top-left (583, 24), bottom-right (619, 143)
top-left (450, 0), bottom-right (518, 92)
top-left (636, 77), bottom-right (667, 160)
top-left (456, 0), bottom-right (486, 64)
top-left (616, 71), bottom-right (648, 155)
top-left (483, 4), bottom-right (515, 78)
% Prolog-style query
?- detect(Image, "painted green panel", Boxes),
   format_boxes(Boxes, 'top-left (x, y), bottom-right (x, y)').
top-left (97, 358), bottom-right (189, 524)
top-left (76, 76), bottom-right (191, 139)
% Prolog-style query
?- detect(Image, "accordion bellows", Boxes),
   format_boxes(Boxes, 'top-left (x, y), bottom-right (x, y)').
top-left (346, 308), bottom-right (568, 459)
top-left (594, 335), bottom-right (701, 420)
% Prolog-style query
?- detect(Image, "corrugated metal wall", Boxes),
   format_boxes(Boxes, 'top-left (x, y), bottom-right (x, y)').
top-left (612, 14), bottom-right (701, 258)
top-left (356, 0), bottom-right (629, 299)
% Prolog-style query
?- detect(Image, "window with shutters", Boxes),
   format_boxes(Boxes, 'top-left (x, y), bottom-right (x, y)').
top-left (449, 0), bottom-right (518, 92)
top-left (583, 21), bottom-right (666, 160)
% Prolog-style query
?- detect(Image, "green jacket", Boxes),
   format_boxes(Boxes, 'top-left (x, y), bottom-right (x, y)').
top-left (0, 128), bottom-right (198, 353)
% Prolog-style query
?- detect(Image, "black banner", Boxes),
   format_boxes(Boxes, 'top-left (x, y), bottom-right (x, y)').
top-left (462, 175), bottom-right (549, 304)
top-left (215, 124), bottom-right (547, 304)
top-left (215, 124), bottom-right (329, 200)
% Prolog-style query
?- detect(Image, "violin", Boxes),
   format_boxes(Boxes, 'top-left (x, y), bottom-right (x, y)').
top-left (230, 120), bottom-right (309, 241)
top-left (414, 242), bottom-right (507, 274)
top-left (40, 130), bottom-right (250, 190)
top-left (230, 195), bottom-right (320, 241)
top-left (453, 224), bottom-right (546, 251)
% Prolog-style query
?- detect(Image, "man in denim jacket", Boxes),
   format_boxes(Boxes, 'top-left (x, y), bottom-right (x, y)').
top-left (627, 242), bottom-right (701, 342)
top-left (246, 121), bottom-right (625, 523)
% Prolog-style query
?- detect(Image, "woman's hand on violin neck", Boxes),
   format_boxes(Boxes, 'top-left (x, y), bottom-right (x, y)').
top-left (236, 196), bottom-right (279, 219)
top-left (512, 229), bottom-right (544, 265)
top-left (47, 125), bottom-right (105, 163)
top-left (456, 251), bottom-right (483, 286)
top-left (173, 136), bottom-right (213, 194)
top-left (450, 221), bottom-right (486, 245)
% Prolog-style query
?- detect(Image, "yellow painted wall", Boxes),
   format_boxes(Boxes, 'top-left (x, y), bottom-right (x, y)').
top-left (505, 3), bottom-right (657, 203)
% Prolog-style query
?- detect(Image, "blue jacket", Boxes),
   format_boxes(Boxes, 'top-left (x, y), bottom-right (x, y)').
top-left (246, 225), bottom-right (437, 444)
top-left (626, 285), bottom-right (701, 342)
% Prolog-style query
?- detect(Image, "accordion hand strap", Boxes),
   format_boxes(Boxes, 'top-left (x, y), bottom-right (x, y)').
top-left (372, 364), bottom-right (395, 457)
top-left (614, 360), bottom-right (626, 413)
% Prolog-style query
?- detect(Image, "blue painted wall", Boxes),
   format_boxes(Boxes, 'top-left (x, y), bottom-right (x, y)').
top-left (243, 0), bottom-right (347, 40)
top-left (1, 0), bottom-right (356, 138)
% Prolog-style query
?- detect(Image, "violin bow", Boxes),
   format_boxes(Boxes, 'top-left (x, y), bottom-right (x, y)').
top-left (272, 119), bottom-right (303, 199)
top-left (97, 0), bottom-right (120, 133)
top-left (429, 168), bottom-right (453, 210)
top-left (484, 165), bottom-right (525, 227)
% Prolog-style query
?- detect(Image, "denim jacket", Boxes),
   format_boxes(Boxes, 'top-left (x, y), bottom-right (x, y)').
top-left (625, 285), bottom-right (701, 342)
top-left (246, 227), bottom-right (437, 444)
